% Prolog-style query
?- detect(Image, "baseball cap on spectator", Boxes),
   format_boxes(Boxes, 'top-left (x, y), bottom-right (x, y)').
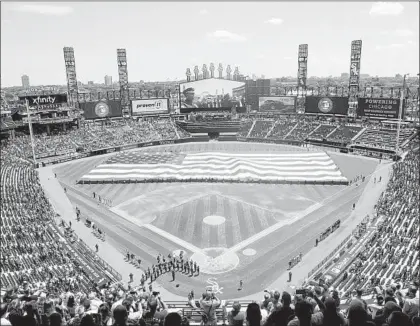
top-left (273, 291), bottom-right (281, 300)
top-left (356, 289), bottom-right (363, 296)
top-left (386, 288), bottom-right (394, 297)
top-left (376, 295), bottom-right (384, 305)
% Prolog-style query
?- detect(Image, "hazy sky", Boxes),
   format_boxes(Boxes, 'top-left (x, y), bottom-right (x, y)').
top-left (1, 2), bottom-right (419, 87)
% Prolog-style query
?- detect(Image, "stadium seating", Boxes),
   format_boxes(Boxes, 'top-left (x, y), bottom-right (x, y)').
top-left (0, 116), bottom-right (418, 326)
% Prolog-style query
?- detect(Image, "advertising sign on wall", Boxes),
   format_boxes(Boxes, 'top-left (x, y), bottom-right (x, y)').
top-left (80, 100), bottom-right (122, 119)
top-left (357, 98), bottom-right (404, 119)
top-left (131, 98), bottom-right (169, 115)
top-left (19, 94), bottom-right (68, 109)
top-left (305, 96), bottom-right (349, 115)
top-left (258, 96), bottom-right (296, 113)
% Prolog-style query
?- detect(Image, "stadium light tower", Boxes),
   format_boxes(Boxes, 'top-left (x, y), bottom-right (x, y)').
top-left (395, 73), bottom-right (409, 156)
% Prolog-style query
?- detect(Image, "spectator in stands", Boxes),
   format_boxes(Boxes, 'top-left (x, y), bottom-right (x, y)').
top-left (287, 300), bottom-right (313, 326)
top-left (227, 301), bottom-right (245, 326)
top-left (261, 293), bottom-right (273, 312)
top-left (49, 312), bottom-right (63, 326)
top-left (385, 311), bottom-right (412, 326)
top-left (320, 297), bottom-right (346, 326)
top-left (268, 291), bottom-right (282, 313)
top-left (402, 286), bottom-right (419, 320)
top-left (346, 304), bottom-right (374, 326)
top-left (351, 289), bottom-right (368, 311)
top-left (263, 292), bottom-right (295, 326)
top-left (112, 305), bottom-right (128, 326)
top-left (373, 301), bottom-right (401, 326)
top-left (200, 290), bottom-right (221, 326)
top-left (246, 303), bottom-right (262, 326)
top-left (80, 314), bottom-right (95, 326)
top-left (164, 312), bottom-right (182, 326)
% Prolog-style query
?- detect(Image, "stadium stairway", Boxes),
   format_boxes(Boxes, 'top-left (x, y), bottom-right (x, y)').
top-left (37, 166), bottom-right (185, 301)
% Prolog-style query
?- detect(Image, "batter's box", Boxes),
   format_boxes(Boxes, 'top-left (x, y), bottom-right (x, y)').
top-left (151, 193), bottom-right (283, 249)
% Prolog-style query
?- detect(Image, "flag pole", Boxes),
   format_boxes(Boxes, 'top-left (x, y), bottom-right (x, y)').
top-left (25, 100), bottom-right (37, 165)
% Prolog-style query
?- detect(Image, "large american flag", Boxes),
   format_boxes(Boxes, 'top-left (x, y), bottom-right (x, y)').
top-left (80, 151), bottom-right (347, 183)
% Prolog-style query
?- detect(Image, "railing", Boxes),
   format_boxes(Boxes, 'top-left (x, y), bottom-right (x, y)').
top-left (307, 233), bottom-right (352, 278)
top-left (77, 239), bottom-right (122, 281)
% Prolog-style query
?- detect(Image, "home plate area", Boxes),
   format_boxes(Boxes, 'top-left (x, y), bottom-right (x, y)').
top-left (127, 192), bottom-right (315, 275)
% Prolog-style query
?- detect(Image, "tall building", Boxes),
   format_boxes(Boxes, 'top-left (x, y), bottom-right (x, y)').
top-left (104, 75), bottom-right (113, 86)
top-left (21, 75), bottom-right (30, 88)
top-left (88, 81), bottom-right (94, 86)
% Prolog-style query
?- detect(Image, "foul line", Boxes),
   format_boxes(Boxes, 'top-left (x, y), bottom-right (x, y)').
top-left (143, 224), bottom-right (204, 255)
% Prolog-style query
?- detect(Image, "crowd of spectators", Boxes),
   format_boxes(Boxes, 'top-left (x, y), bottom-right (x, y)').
top-left (248, 120), bottom-right (274, 138)
top-left (331, 148), bottom-right (419, 304)
top-left (0, 115), bottom-right (419, 326)
top-left (1, 119), bottom-right (191, 161)
top-left (237, 116), bottom-right (416, 150)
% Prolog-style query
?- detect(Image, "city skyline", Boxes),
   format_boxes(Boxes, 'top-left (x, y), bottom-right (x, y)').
top-left (1, 2), bottom-right (419, 87)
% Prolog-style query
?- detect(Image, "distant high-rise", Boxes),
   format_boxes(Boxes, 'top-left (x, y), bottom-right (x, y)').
top-left (21, 75), bottom-right (30, 88)
top-left (104, 75), bottom-right (113, 86)
top-left (88, 81), bottom-right (94, 86)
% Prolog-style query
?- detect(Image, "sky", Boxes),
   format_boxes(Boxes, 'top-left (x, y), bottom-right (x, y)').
top-left (1, 2), bottom-right (419, 87)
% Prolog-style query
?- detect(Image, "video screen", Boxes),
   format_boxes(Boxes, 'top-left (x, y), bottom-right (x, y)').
top-left (179, 78), bottom-right (246, 113)
top-left (259, 96), bottom-right (296, 113)
top-left (81, 100), bottom-right (122, 119)
top-left (305, 96), bottom-right (349, 115)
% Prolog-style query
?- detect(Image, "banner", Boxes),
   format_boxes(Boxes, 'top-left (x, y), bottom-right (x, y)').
top-left (259, 96), bottom-right (296, 113)
top-left (19, 94), bottom-right (68, 109)
top-left (305, 97), bottom-right (348, 115)
top-left (81, 100), bottom-right (122, 119)
top-left (131, 98), bottom-right (169, 115)
top-left (357, 98), bottom-right (404, 119)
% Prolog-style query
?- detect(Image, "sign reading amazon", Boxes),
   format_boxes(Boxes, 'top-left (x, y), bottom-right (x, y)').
top-left (19, 94), bottom-right (68, 109)
top-left (131, 98), bottom-right (169, 115)
top-left (357, 98), bottom-right (404, 119)
top-left (80, 100), bottom-right (122, 119)
top-left (305, 96), bottom-right (349, 115)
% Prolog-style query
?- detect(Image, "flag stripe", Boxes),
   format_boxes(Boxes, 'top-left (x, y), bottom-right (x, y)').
top-left (80, 151), bottom-right (347, 183)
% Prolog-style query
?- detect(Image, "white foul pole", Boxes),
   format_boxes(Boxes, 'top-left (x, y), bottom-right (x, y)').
top-left (25, 100), bottom-right (37, 165)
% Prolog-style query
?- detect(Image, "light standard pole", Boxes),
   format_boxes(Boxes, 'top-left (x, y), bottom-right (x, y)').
top-left (395, 73), bottom-right (409, 155)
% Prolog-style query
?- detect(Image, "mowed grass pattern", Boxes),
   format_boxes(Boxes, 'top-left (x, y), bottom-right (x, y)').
top-left (151, 194), bottom-right (279, 248)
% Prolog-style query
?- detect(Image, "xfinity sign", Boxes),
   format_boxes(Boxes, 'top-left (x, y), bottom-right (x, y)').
top-left (19, 94), bottom-right (68, 108)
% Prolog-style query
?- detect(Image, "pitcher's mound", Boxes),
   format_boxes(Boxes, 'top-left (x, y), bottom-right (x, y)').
top-left (203, 215), bottom-right (226, 226)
